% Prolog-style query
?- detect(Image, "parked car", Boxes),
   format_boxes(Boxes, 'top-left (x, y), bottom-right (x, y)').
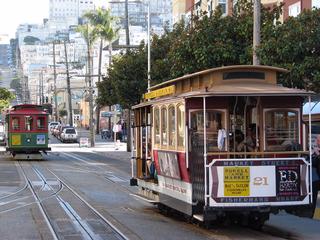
top-left (57, 126), bottom-right (72, 139)
top-left (0, 122), bottom-right (5, 146)
top-left (0, 131), bottom-right (5, 146)
top-left (53, 125), bottom-right (61, 137)
top-left (60, 128), bottom-right (78, 143)
top-left (49, 122), bottom-right (60, 133)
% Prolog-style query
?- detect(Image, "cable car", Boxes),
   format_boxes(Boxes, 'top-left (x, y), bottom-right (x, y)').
top-left (131, 65), bottom-right (314, 227)
top-left (6, 104), bottom-right (51, 159)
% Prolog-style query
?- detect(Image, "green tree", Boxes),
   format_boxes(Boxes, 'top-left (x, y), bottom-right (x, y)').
top-left (59, 109), bottom-right (67, 117)
top-left (258, 9), bottom-right (320, 92)
top-left (0, 88), bottom-right (15, 111)
top-left (84, 7), bottom-right (119, 133)
top-left (98, 1), bottom-right (283, 108)
top-left (98, 46), bottom-right (147, 109)
top-left (77, 23), bottom-right (99, 146)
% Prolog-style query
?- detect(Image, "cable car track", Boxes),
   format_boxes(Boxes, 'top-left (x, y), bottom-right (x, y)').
top-left (17, 161), bottom-right (130, 240)
top-left (52, 152), bottom-right (301, 240)
top-left (18, 161), bottom-right (59, 240)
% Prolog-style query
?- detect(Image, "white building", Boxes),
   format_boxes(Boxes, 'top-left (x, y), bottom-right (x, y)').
top-left (110, 0), bottom-right (172, 34)
top-left (49, 0), bottom-right (96, 29)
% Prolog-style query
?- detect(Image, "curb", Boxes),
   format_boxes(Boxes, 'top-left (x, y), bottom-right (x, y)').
top-left (314, 208), bottom-right (320, 220)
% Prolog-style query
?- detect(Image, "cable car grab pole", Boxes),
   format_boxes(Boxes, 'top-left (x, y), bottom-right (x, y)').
top-left (147, 1), bottom-right (151, 92)
top-left (309, 95), bottom-right (313, 203)
top-left (203, 97), bottom-right (208, 206)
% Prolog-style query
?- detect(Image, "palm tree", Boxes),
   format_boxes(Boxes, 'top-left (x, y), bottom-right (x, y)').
top-left (76, 23), bottom-right (98, 147)
top-left (84, 8), bottom-right (119, 134)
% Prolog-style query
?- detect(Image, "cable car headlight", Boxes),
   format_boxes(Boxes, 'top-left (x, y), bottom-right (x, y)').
top-left (26, 138), bottom-right (31, 143)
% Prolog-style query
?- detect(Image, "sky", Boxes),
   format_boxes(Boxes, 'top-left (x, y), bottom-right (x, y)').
top-left (0, 0), bottom-right (108, 43)
top-left (0, 0), bottom-right (48, 41)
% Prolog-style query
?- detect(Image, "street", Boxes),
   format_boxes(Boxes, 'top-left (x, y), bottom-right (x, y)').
top-left (0, 132), bottom-right (318, 240)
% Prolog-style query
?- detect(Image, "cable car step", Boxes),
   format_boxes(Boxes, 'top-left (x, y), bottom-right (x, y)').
top-left (193, 214), bottom-right (204, 222)
top-left (130, 193), bottom-right (159, 203)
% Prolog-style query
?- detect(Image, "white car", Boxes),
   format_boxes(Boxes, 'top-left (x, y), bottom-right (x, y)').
top-left (60, 128), bottom-right (78, 143)
top-left (49, 122), bottom-right (60, 133)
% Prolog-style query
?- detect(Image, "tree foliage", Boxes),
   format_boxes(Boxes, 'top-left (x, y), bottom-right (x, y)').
top-left (98, 46), bottom-right (147, 109)
top-left (0, 88), bottom-right (15, 111)
top-left (84, 7), bottom-right (119, 44)
top-left (98, 2), bottom-right (320, 109)
top-left (258, 9), bottom-right (320, 92)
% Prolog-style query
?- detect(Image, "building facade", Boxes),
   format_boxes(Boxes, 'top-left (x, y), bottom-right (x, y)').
top-left (172, 0), bottom-right (194, 24)
top-left (172, 0), bottom-right (234, 25)
top-left (49, 0), bottom-right (96, 28)
top-left (110, 0), bottom-right (172, 30)
top-left (283, 0), bottom-right (320, 19)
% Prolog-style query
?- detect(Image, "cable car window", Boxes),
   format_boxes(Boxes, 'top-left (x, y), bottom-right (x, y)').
top-left (177, 104), bottom-right (185, 148)
top-left (25, 116), bottom-right (33, 131)
top-left (161, 107), bottom-right (168, 146)
top-left (190, 110), bottom-right (225, 152)
top-left (265, 110), bottom-right (299, 151)
top-left (168, 105), bottom-right (176, 147)
top-left (154, 107), bottom-right (160, 145)
top-left (12, 117), bottom-right (20, 130)
top-left (223, 71), bottom-right (265, 80)
top-left (37, 117), bottom-right (45, 129)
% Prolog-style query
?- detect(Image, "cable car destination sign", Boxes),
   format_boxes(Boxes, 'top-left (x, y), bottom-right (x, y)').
top-left (144, 85), bottom-right (175, 100)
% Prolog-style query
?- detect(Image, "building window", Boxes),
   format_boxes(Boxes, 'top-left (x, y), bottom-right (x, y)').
top-left (264, 110), bottom-right (299, 151)
top-left (312, 0), bottom-right (320, 8)
top-left (289, 2), bottom-right (301, 17)
top-left (218, 0), bottom-right (227, 15)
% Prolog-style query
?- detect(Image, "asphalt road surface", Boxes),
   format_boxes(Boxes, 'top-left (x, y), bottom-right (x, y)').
top-left (0, 138), bottom-right (319, 240)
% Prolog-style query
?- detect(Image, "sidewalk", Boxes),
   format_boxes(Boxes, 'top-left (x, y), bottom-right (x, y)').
top-left (49, 127), bottom-right (128, 152)
top-left (50, 141), bottom-right (127, 153)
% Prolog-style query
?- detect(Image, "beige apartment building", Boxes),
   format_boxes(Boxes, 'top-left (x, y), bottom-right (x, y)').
top-left (173, 0), bottom-right (234, 24)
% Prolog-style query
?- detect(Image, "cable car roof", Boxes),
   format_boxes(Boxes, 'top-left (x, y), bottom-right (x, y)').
top-left (178, 81), bottom-right (312, 98)
top-left (8, 104), bottom-right (48, 115)
top-left (150, 65), bottom-right (289, 91)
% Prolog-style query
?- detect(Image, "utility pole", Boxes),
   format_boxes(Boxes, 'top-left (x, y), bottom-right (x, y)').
top-left (63, 40), bottom-right (73, 126)
top-left (39, 70), bottom-right (44, 104)
top-left (125, 0), bottom-right (131, 152)
top-left (76, 74), bottom-right (100, 148)
top-left (253, 0), bottom-right (261, 65)
top-left (125, 0), bottom-right (130, 48)
top-left (41, 71), bottom-right (44, 104)
top-left (53, 42), bottom-right (58, 121)
top-left (85, 24), bottom-right (95, 148)
top-left (95, 39), bottom-right (103, 135)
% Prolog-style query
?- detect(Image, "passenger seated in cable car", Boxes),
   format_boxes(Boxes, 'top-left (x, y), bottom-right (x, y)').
top-left (235, 127), bottom-right (257, 152)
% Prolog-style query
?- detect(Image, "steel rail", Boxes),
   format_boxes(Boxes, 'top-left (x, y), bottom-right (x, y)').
top-left (31, 166), bottom-right (94, 240)
top-left (18, 162), bottom-right (59, 240)
top-left (0, 182), bottom-right (28, 200)
top-left (47, 168), bottom-right (129, 240)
